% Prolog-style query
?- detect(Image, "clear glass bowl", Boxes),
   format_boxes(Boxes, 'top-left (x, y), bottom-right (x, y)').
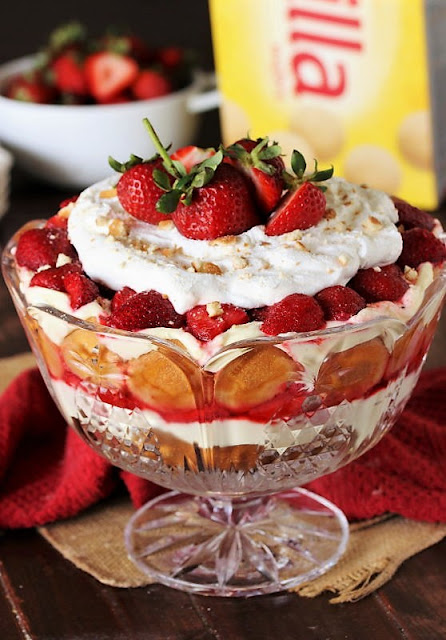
top-left (3, 222), bottom-right (446, 597)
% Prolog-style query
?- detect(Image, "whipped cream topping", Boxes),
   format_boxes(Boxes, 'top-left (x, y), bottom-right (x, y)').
top-left (68, 176), bottom-right (402, 314)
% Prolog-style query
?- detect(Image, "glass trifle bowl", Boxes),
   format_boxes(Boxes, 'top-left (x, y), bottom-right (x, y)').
top-left (3, 221), bottom-right (446, 597)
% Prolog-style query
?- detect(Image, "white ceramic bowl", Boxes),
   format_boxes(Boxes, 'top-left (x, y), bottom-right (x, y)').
top-left (0, 56), bottom-right (219, 189)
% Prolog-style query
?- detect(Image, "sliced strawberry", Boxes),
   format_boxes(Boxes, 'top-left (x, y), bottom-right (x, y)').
top-left (84, 52), bottom-right (139, 102)
top-left (16, 227), bottom-right (75, 270)
top-left (107, 290), bottom-right (184, 331)
top-left (391, 196), bottom-right (435, 231)
top-left (265, 150), bottom-right (333, 236)
top-left (111, 286), bottom-right (137, 312)
top-left (349, 264), bottom-right (409, 302)
top-left (261, 294), bottom-right (325, 336)
top-left (225, 137), bottom-right (285, 214)
top-left (30, 262), bottom-right (82, 291)
top-left (397, 228), bottom-right (446, 268)
top-left (265, 182), bottom-right (327, 235)
top-left (112, 157), bottom-right (171, 225)
top-left (59, 195), bottom-right (79, 209)
top-left (63, 272), bottom-right (99, 310)
top-left (51, 53), bottom-right (87, 95)
top-left (171, 146), bottom-right (216, 173)
top-left (172, 163), bottom-right (260, 239)
top-left (131, 69), bottom-right (172, 100)
top-left (315, 285), bottom-right (366, 321)
top-left (45, 215), bottom-right (68, 230)
top-left (186, 303), bottom-right (249, 341)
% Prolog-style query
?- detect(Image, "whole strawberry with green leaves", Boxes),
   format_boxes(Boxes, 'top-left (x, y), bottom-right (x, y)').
top-left (139, 119), bottom-right (260, 240)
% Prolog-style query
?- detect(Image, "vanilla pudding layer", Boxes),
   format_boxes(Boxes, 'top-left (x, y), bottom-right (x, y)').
top-left (51, 371), bottom-right (418, 449)
top-left (67, 176), bottom-right (402, 314)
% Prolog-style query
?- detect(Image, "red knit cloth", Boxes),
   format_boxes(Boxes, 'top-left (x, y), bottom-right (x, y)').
top-left (0, 367), bottom-right (445, 528)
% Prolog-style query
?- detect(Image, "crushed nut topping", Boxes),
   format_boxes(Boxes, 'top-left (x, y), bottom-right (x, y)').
top-left (192, 261), bottom-right (223, 275)
top-left (99, 188), bottom-right (118, 199)
top-left (158, 219), bottom-right (174, 230)
top-left (206, 301), bottom-right (224, 317)
top-left (210, 235), bottom-right (236, 245)
top-left (232, 256), bottom-right (248, 269)
top-left (404, 266), bottom-right (418, 282)
top-left (109, 219), bottom-right (129, 239)
top-left (362, 215), bottom-right (384, 234)
top-left (323, 208), bottom-right (336, 220)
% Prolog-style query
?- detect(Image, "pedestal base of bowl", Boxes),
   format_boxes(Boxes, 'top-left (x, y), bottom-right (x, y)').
top-left (124, 487), bottom-right (349, 597)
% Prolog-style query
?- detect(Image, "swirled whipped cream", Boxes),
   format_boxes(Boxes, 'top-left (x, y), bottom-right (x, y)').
top-left (68, 176), bottom-right (402, 314)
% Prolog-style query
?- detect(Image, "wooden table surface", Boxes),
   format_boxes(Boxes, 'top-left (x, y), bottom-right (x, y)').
top-left (1, 173), bottom-right (445, 640)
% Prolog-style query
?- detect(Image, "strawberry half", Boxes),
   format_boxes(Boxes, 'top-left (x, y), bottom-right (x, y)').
top-left (84, 51), bottom-right (139, 102)
top-left (109, 155), bottom-right (171, 225)
top-left (131, 69), bottom-right (172, 100)
top-left (186, 303), bottom-right (249, 341)
top-left (315, 285), bottom-right (366, 321)
top-left (107, 290), bottom-right (184, 331)
top-left (397, 228), bottom-right (446, 268)
top-left (261, 294), bottom-right (325, 336)
top-left (265, 150), bottom-right (333, 236)
top-left (30, 262), bottom-right (82, 291)
top-left (391, 196), bottom-right (435, 232)
top-left (16, 227), bottom-right (75, 270)
top-left (349, 264), bottom-right (409, 303)
top-left (63, 272), bottom-right (99, 310)
top-left (224, 137), bottom-right (285, 214)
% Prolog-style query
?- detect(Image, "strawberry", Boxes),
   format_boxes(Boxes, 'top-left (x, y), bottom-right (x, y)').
top-left (261, 294), bottom-right (325, 336)
top-left (172, 163), bottom-right (260, 240)
top-left (111, 286), bottom-right (137, 312)
top-left (45, 215), bottom-right (68, 230)
top-left (157, 46), bottom-right (184, 70)
top-left (132, 69), bottom-right (172, 100)
top-left (391, 196), bottom-right (435, 231)
top-left (63, 273), bottom-right (99, 310)
top-left (186, 303), bottom-right (249, 341)
top-left (16, 227), bottom-right (75, 270)
top-left (397, 228), bottom-right (446, 268)
top-left (84, 52), bottom-right (139, 102)
top-left (59, 194), bottom-right (79, 208)
top-left (30, 262), bottom-right (82, 291)
top-left (265, 150), bottom-right (333, 236)
top-left (170, 146), bottom-right (216, 173)
top-left (100, 32), bottom-right (153, 65)
top-left (349, 264), bottom-right (409, 302)
top-left (224, 137), bottom-right (285, 214)
top-left (140, 119), bottom-right (260, 240)
top-left (5, 71), bottom-right (55, 104)
top-left (109, 155), bottom-right (171, 225)
top-left (315, 285), bottom-right (366, 321)
top-left (107, 290), bottom-right (184, 331)
top-left (50, 53), bottom-right (87, 96)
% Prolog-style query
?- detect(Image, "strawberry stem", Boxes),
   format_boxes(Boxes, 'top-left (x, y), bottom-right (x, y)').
top-left (143, 118), bottom-right (182, 179)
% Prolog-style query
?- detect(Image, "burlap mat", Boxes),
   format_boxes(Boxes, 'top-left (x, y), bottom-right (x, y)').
top-left (4, 353), bottom-right (446, 602)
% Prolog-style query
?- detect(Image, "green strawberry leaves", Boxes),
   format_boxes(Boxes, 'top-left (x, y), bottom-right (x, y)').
top-left (225, 136), bottom-right (282, 176)
top-left (286, 150), bottom-right (333, 192)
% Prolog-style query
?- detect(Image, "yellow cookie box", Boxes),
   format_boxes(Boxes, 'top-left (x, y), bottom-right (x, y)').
top-left (209, 0), bottom-right (446, 210)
